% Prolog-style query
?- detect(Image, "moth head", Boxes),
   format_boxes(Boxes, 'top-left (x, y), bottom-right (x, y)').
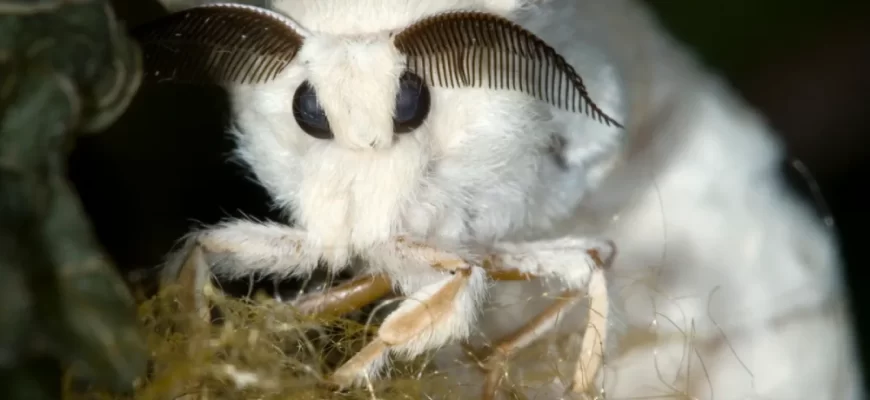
top-left (292, 33), bottom-right (416, 149)
top-left (131, 2), bottom-right (622, 151)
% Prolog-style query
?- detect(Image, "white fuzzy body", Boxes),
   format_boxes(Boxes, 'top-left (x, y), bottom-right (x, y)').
top-left (222, 0), bottom-right (861, 398)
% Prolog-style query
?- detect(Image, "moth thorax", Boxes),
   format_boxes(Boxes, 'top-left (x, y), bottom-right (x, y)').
top-left (297, 137), bottom-right (430, 251)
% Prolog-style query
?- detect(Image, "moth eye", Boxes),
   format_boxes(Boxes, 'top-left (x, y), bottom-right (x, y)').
top-left (292, 81), bottom-right (333, 139)
top-left (393, 71), bottom-right (430, 134)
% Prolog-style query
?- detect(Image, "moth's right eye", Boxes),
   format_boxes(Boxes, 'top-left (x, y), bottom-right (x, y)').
top-left (292, 81), bottom-right (333, 139)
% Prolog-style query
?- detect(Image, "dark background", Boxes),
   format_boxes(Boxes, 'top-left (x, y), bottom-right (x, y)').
top-left (69, 0), bottom-right (870, 392)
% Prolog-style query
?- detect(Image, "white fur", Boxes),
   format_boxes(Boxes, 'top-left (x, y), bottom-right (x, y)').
top-left (443, 1), bottom-right (859, 399)
top-left (493, 238), bottom-right (615, 289)
top-left (162, 0), bottom-right (860, 398)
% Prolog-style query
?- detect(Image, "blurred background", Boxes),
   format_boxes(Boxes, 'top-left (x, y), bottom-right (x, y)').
top-left (641, 0), bottom-right (870, 388)
top-left (68, 0), bottom-right (870, 392)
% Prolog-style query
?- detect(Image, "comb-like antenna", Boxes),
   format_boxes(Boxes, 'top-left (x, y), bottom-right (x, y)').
top-left (130, 3), bottom-right (305, 85)
top-left (393, 11), bottom-right (622, 128)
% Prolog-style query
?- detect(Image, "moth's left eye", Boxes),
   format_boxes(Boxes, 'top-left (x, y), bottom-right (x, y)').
top-left (293, 81), bottom-right (333, 139)
top-left (393, 71), bottom-right (430, 134)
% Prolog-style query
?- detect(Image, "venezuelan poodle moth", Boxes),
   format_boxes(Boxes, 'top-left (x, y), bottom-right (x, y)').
top-left (133, 0), bottom-right (861, 398)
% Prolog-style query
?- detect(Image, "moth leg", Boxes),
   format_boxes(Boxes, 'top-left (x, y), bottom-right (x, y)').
top-left (476, 290), bottom-right (584, 400)
top-left (474, 238), bottom-right (614, 398)
top-left (289, 273), bottom-right (393, 317)
top-left (160, 219), bottom-right (333, 316)
top-left (330, 267), bottom-right (481, 387)
top-left (568, 267), bottom-right (609, 395)
top-left (330, 239), bottom-right (486, 387)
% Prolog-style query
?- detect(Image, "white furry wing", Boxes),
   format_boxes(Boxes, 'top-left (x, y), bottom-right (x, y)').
top-left (444, 1), bottom-right (862, 399)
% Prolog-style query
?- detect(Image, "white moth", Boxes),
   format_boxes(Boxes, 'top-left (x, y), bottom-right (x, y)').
top-left (133, 0), bottom-right (861, 399)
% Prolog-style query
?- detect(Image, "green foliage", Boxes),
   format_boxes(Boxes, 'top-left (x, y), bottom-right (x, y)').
top-left (0, 1), bottom-right (146, 398)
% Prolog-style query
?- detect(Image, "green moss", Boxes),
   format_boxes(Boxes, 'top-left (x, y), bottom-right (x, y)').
top-left (63, 286), bottom-right (470, 400)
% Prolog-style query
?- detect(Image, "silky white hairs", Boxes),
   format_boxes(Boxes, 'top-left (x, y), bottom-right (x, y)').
top-left (136, 0), bottom-right (861, 398)
top-left (438, 1), bottom-right (862, 399)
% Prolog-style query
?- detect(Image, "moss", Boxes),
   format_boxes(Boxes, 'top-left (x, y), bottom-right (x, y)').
top-left (64, 285), bottom-right (465, 400)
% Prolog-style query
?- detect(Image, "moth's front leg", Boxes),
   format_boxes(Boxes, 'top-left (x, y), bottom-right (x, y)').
top-left (329, 238), bottom-right (488, 387)
top-left (160, 219), bottom-right (340, 314)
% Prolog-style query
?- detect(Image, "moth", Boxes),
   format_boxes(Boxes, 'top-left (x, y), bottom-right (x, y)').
top-left (132, 0), bottom-right (860, 399)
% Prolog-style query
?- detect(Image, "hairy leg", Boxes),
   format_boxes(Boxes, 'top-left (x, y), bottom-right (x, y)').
top-left (329, 237), bottom-right (488, 387)
top-left (487, 237), bottom-right (614, 290)
top-left (159, 219), bottom-right (334, 315)
top-left (162, 219), bottom-right (329, 282)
